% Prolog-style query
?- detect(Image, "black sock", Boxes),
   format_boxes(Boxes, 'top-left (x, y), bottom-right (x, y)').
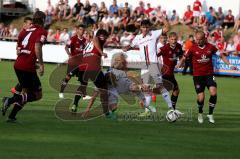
top-left (73, 95), bottom-right (81, 106)
top-left (8, 94), bottom-right (22, 105)
top-left (209, 95), bottom-right (217, 115)
top-left (197, 100), bottom-right (204, 114)
top-left (8, 103), bottom-right (23, 119)
top-left (60, 78), bottom-right (69, 93)
top-left (171, 95), bottom-right (178, 110)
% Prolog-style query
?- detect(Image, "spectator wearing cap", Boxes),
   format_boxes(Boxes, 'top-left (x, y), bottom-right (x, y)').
top-left (223, 9), bottom-right (235, 29)
top-left (72, 0), bottom-right (84, 17)
top-left (169, 10), bottom-right (180, 26)
top-left (109, 0), bottom-right (119, 16)
top-left (182, 5), bottom-right (193, 25)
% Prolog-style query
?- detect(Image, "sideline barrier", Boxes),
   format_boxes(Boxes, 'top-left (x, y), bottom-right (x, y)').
top-left (0, 41), bottom-right (240, 76)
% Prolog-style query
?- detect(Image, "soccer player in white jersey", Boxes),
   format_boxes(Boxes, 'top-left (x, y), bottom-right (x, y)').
top-left (124, 19), bottom-right (179, 116)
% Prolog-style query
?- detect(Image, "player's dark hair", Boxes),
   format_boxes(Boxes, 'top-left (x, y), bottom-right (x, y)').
top-left (140, 19), bottom-right (152, 27)
top-left (24, 17), bottom-right (32, 22)
top-left (77, 24), bottom-right (86, 29)
top-left (96, 29), bottom-right (109, 37)
top-left (169, 32), bottom-right (178, 38)
top-left (33, 11), bottom-right (46, 26)
top-left (189, 34), bottom-right (194, 38)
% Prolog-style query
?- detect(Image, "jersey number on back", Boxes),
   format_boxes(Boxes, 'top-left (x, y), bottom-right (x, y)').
top-left (22, 32), bottom-right (33, 48)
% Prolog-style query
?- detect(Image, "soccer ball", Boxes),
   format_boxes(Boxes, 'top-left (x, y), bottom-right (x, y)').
top-left (166, 110), bottom-right (178, 122)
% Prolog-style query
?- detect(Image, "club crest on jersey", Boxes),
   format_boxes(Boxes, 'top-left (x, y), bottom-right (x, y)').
top-left (196, 84), bottom-right (200, 89)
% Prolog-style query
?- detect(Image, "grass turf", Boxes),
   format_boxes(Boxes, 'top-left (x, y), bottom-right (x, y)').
top-left (0, 61), bottom-right (240, 159)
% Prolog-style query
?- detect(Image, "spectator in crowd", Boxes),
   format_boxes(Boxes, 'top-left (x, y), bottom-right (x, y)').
top-left (9, 24), bottom-right (18, 38)
top-left (1, 26), bottom-right (10, 39)
top-left (121, 2), bottom-right (131, 16)
top-left (216, 37), bottom-right (227, 53)
top-left (63, 0), bottom-right (72, 20)
top-left (106, 31), bottom-right (120, 46)
top-left (59, 28), bottom-right (70, 44)
top-left (56, 0), bottom-right (65, 21)
top-left (233, 29), bottom-right (240, 48)
top-left (205, 6), bottom-right (216, 30)
top-left (192, 0), bottom-right (202, 23)
top-left (197, 12), bottom-right (208, 28)
top-left (98, 2), bottom-right (108, 21)
top-left (225, 37), bottom-right (235, 56)
top-left (83, 3), bottom-right (98, 26)
top-left (75, 5), bottom-right (85, 23)
top-left (145, 3), bottom-right (154, 17)
top-left (135, 1), bottom-right (145, 17)
top-left (0, 23), bottom-right (5, 38)
top-left (45, 0), bottom-right (55, 27)
top-left (182, 5), bottom-right (193, 25)
top-left (223, 9), bottom-right (235, 29)
top-left (72, 0), bottom-right (84, 17)
top-left (211, 25), bottom-right (224, 42)
top-left (120, 31), bottom-right (135, 47)
top-left (215, 7), bottom-right (225, 27)
top-left (234, 16), bottom-right (240, 32)
top-left (47, 29), bottom-right (55, 42)
top-left (83, 0), bottom-right (91, 15)
top-left (101, 12), bottom-right (111, 32)
top-left (109, 0), bottom-right (119, 16)
top-left (169, 10), bottom-right (180, 26)
top-left (53, 28), bottom-right (61, 43)
top-left (110, 12), bottom-right (121, 34)
top-left (119, 11), bottom-right (130, 31)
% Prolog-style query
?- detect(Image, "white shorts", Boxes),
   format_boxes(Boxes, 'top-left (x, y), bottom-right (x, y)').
top-left (141, 63), bottom-right (163, 84)
top-left (193, 11), bottom-right (200, 17)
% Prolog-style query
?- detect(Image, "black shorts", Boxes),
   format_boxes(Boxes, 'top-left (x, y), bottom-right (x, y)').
top-left (14, 68), bottom-right (42, 92)
top-left (193, 75), bottom-right (217, 94)
top-left (67, 64), bottom-right (79, 77)
top-left (162, 75), bottom-right (179, 91)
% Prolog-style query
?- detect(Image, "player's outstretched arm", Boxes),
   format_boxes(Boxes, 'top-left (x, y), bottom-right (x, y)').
top-left (176, 56), bottom-right (186, 69)
top-left (162, 18), bottom-right (170, 34)
top-left (35, 42), bottom-right (44, 76)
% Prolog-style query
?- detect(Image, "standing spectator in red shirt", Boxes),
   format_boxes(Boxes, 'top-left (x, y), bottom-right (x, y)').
top-left (223, 9), bottom-right (235, 29)
top-left (182, 5), bottom-right (193, 25)
top-left (192, 0), bottom-right (202, 23)
top-left (134, 1), bottom-right (145, 17)
top-left (211, 25), bottom-right (223, 42)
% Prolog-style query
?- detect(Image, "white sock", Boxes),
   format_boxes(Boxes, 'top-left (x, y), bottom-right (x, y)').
top-left (161, 89), bottom-right (173, 109)
top-left (144, 95), bottom-right (151, 112)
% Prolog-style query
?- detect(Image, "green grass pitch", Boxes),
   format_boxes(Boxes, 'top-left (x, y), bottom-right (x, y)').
top-left (0, 61), bottom-right (240, 159)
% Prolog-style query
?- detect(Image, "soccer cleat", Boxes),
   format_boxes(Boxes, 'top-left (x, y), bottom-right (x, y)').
top-left (71, 104), bottom-right (78, 113)
top-left (59, 93), bottom-right (64, 99)
top-left (138, 111), bottom-right (151, 117)
top-left (207, 114), bottom-right (215, 124)
top-left (105, 112), bottom-right (117, 120)
top-left (145, 105), bottom-right (156, 113)
top-left (2, 97), bottom-right (11, 116)
top-left (174, 109), bottom-right (184, 118)
top-left (6, 117), bottom-right (17, 123)
top-left (83, 95), bottom-right (92, 100)
top-left (198, 113), bottom-right (204, 124)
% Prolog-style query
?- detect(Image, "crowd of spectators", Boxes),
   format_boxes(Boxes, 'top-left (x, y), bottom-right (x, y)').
top-left (1, 0), bottom-right (240, 56)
